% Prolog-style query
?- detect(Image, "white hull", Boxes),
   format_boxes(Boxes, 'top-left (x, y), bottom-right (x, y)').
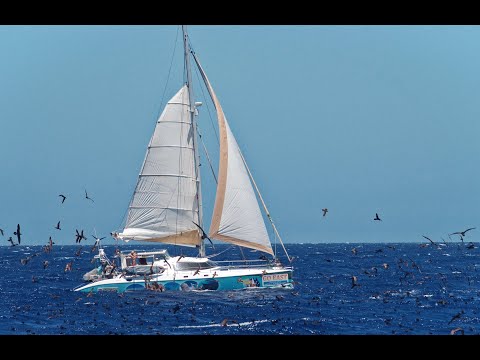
top-left (74, 254), bottom-right (293, 292)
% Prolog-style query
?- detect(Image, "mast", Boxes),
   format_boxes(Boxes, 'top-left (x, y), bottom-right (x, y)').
top-left (182, 25), bottom-right (205, 257)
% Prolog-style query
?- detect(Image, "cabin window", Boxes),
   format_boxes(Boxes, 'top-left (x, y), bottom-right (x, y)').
top-left (138, 258), bottom-right (147, 265)
top-left (175, 261), bottom-right (216, 271)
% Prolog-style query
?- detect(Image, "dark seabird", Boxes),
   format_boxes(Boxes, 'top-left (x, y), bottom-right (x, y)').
top-left (449, 227), bottom-right (476, 242)
top-left (374, 213), bottom-right (382, 221)
top-left (85, 189), bottom-right (94, 202)
top-left (7, 236), bottom-right (16, 246)
top-left (13, 224), bottom-right (21, 244)
top-left (448, 310), bottom-right (464, 325)
top-left (75, 246), bottom-right (83, 257)
top-left (322, 208), bottom-right (328, 217)
top-left (58, 194), bottom-right (66, 204)
top-left (351, 275), bottom-right (359, 288)
top-left (221, 318), bottom-right (238, 327)
top-left (76, 229), bottom-right (87, 243)
top-left (422, 235), bottom-right (438, 247)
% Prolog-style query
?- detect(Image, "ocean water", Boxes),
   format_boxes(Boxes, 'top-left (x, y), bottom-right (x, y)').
top-left (1, 242), bottom-right (479, 335)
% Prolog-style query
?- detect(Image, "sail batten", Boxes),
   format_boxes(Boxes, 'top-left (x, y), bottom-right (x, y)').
top-left (139, 174), bottom-right (197, 178)
top-left (120, 85), bottom-right (201, 246)
top-left (128, 206), bottom-right (198, 211)
top-left (148, 145), bottom-right (194, 149)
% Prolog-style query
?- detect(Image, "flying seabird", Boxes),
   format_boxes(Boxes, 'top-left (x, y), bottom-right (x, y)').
top-left (85, 189), bottom-right (94, 202)
top-left (193, 266), bottom-right (201, 276)
top-left (448, 310), bottom-right (464, 325)
top-left (422, 235), bottom-right (438, 247)
top-left (54, 221), bottom-right (61, 230)
top-left (192, 221), bottom-right (214, 248)
top-left (48, 236), bottom-right (55, 247)
top-left (75, 229), bottom-right (87, 243)
top-left (7, 236), bottom-right (16, 246)
top-left (58, 194), bottom-right (66, 204)
top-left (322, 208), bottom-right (328, 217)
top-left (449, 228), bottom-right (476, 242)
top-left (374, 213), bottom-right (382, 221)
top-left (20, 256), bottom-right (31, 265)
top-left (13, 224), bottom-right (21, 244)
top-left (75, 246), bottom-right (83, 257)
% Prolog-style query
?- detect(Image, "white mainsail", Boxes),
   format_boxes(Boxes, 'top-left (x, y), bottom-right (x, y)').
top-left (118, 85), bottom-right (201, 247)
top-left (192, 56), bottom-right (274, 255)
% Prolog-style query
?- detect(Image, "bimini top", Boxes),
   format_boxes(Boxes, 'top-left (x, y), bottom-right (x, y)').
top-left (120, 249), bottom-right (171, 259)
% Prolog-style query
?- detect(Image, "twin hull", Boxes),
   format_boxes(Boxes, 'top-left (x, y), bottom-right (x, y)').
top-left (74, 267), bottom-right (293, 293)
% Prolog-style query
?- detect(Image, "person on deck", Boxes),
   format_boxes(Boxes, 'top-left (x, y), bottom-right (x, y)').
top-left (130, 250), bottom-right (137, 266)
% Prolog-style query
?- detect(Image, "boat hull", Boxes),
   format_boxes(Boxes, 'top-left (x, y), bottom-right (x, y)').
top-left (74, 267), bottom-right (293, 293)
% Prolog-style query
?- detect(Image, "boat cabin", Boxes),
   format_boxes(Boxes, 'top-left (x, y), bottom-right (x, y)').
top-left (119, 249), bottom-right (170, 275)
top-left (120, 249), bottom-right (170, 267)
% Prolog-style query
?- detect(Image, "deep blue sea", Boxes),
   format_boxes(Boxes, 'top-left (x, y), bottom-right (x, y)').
top-left (1, 243), bottom-right (479, 335)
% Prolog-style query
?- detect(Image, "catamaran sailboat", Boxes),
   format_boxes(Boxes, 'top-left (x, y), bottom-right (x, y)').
top-left (74, 26), bottom-right (293, 293)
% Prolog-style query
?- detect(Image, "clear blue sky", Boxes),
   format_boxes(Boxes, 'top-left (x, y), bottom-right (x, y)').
top-left (1, 25), bottom-right (479, 246)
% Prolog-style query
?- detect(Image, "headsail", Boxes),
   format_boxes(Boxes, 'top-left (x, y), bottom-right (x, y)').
top-left (118, 85), bottom-right (201, 247)
top-left (193, 55), bottom-right (274, 255)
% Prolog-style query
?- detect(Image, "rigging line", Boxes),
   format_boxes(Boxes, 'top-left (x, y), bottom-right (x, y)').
top-left (197, 126), bottom-right (218, 184)
top-left (116, 26), bottom-right (180, 233)
top-left (238, 245), bottom-right (246, 262)
top-left (205, 245), bottom-right (235, 259)
top-left (274, 228), bottom-right (278, 260)
top-left (192, 60), bottom-right (219, 145)
top-left (190, 52), bottom-right (220, 140)
top-left (158, 26), bottom-right (180, 120)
